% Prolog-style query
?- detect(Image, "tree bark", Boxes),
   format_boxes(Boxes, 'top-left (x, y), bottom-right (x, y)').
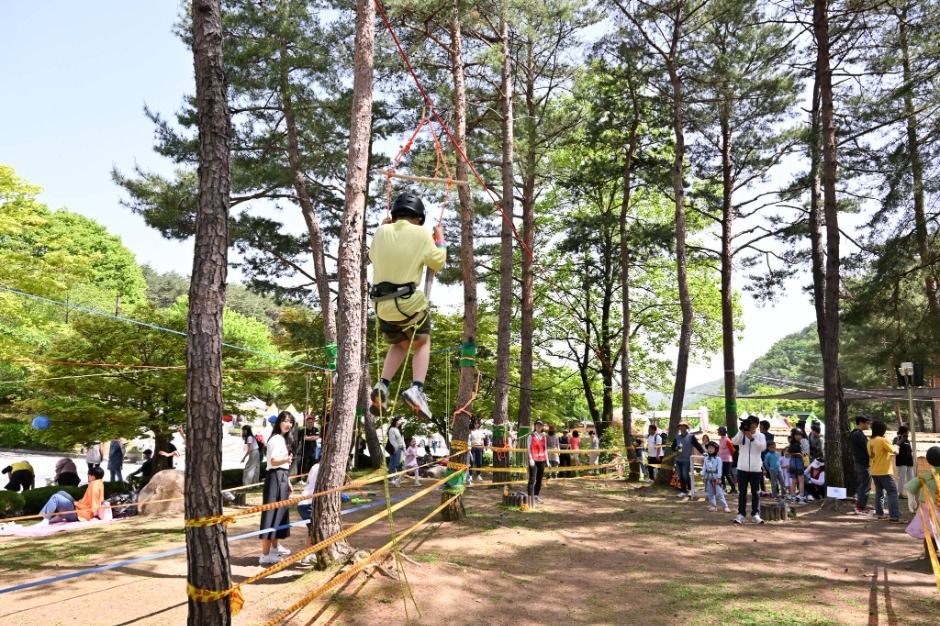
top-left (491, 12), bottom-right (514, 481)
top-left (441, 0), bottom-right (474, 521)
top-left (667, 58), bottom-right (693, 441)
top-left (278, 45), bottom-right (337, 344)
top-left (152, 429), bottom-right (174, 473)
top-left (186, 1), bottom-right (232, 622)
top-left (619, 90), bottom-right (641, 481)
top-left (451, 1), bottom-right (476, 416)
top-left (359, 201), bottom-right (383, 469)
top-left (518, 36), bottom-right (537, 433)
top-left (311, 0), bottom-right (373, 565)
top-left (897, 9), bottom-right (940, 331)
top-left (814, 0), bottom-right (845, 488)
top-left (718, 94), bottom-right (738, 435)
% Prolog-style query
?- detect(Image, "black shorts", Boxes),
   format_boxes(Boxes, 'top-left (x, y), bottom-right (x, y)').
top-left (379, 310), bottom-right (431, 344)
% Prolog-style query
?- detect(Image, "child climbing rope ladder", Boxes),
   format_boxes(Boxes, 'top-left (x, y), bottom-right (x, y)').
top-left (369, 192), bottom-right (447, 419)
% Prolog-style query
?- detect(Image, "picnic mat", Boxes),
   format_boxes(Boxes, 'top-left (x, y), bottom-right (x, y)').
top-left (0, 517), bottom-right (127, 538)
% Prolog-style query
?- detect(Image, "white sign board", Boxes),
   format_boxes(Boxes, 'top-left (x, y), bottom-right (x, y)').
top-left (827, 486), bottom-right (847, 499)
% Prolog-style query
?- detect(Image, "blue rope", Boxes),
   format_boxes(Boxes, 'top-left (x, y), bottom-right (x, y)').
top-left (0, 284), bottom-right (331, 371)
top-left (0, 494), bottom-right (409, 595)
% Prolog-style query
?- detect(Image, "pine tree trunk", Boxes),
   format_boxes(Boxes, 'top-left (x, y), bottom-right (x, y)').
top-left (451, 1), bottom-right (476, 420)
top-left (311, 0), bottom-right (374, 565)
top-left (620, 110), bottom-right (640, 480)
top-left (491, 13), bottom-right (514, 482)
top-left (152, 429), bottom-right (174, 473)
top-left (519, 37), bottom-right (536, 432)
top-left (444, 0), bottom-right (473, 521)
top-left (278, 46), bottom-right (337, 344)
top-left (186, 1), bottom-right (232, 622)
top-left (897, 10), bottom-right (940, 331)
top-left (654, 53), bottom-right (691, 486)
top-left (668, 61), bottom-right (693, 439)
top-left (814, 0), bottom-right (845, 488)
top-left (719, 98), bottom-right (737, 434)
top-left (359, 204), bottom-right (383, 468)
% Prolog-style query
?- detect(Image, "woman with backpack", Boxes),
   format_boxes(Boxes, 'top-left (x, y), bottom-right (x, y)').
top-left (259, 412), bottom-right (296, 565)
top-left (242, 425), bottom-right (262, 486)
top-left (84, 440), bottom-right (103, 472)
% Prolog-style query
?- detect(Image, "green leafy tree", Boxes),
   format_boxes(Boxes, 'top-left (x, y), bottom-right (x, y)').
top-left (20, 301), bottom-right (282, 471)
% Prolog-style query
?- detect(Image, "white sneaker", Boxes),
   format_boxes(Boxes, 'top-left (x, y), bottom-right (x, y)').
top-left (370, 381), bottom-right (389, 415)
top-left (534, 496), bottom-right (543, 504)
top-left (299, 555), bottom-right (315, 567)
top-left (259, 552), bottom-right (282, 565)
top-left (677, 492), bottom-right (687, 498)
top-left (723, 507), bottom-right (731, 513)
top-left (733, 514), bottom-right (745, 525)
top-left (752, 514), bottom-right (764, 524)
top-left (276, 544), bottom-right (291, 556)
top-left (401, 386), bottom-right (432, 419)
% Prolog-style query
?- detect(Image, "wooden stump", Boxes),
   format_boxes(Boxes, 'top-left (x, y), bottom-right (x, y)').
top-left (760, 499), bottom-right (792, 522)
top-left (440, 492), bottom-right (466, 521)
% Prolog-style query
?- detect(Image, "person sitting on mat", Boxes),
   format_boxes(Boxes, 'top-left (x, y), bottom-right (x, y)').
top-left (368, 192), bottom-right (446, 420)
top-left (54, 457), bottom-right (81, 487)
top-left (37, 466), bottom-right (106, 524)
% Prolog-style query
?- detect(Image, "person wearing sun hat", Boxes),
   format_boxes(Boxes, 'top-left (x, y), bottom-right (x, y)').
top-left (672, 421), bottom-right (704, 499)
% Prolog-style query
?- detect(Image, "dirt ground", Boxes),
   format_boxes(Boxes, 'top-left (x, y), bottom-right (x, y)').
top-left (1, 479), bottom-right (938, 626)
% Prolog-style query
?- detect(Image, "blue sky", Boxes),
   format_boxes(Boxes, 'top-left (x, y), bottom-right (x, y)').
top-left (0, 1), bottom-right (816, 389)
top-left (0, 1), bottom-right (194, 273)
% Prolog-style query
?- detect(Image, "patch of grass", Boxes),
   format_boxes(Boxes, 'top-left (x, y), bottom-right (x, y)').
top-left (662, 581), bottom-right (838, 626)
top-left (0, 522), bottom-right (184, 572)
top-left (410, 551), bottom-right (440, 564)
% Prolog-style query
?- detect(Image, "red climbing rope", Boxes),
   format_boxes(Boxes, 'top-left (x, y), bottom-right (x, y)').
top-left (373, 0), bottom-right (532, 258)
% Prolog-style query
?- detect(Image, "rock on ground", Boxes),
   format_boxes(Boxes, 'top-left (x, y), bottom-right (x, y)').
top-left (137, 470), bottom-right (185, 516)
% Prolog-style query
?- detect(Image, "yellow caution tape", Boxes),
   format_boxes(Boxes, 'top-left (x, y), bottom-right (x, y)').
top-left (186, 583), bottom-right (245, 615)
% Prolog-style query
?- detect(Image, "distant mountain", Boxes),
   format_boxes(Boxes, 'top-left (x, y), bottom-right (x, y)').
top-left (683, 378), bottom-right (724, 407)
top-left (738, 324), bottom-right (820, 393)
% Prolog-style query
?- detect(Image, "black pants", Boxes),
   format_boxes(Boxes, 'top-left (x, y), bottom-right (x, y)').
top-left (721, 461), bottom-right (736, 492)
top-left (737, 470), bottom-right (762, 517)
top-left (527, 461), bottom-right (545, 497)
top-left (559, 454), bottom-right (571, 478)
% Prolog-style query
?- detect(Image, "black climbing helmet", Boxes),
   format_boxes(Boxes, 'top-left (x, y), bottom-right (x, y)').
top-left (391, 192), bottom-right (426, 225)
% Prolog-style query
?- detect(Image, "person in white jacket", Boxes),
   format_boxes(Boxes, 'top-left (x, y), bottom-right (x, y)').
top-left (732, 416), bottom-right (767, 524)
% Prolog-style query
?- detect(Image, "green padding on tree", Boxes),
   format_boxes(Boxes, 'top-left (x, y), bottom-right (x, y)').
top-left (444, 468), bottom-right (467, 489)
top-left (491, 423), bottom-right (506, 438)
top-left (459, 340), bottom-right (477, 367)
top-left (725, 399), bottom-right (737, 414)
top-left (325, 341), bottom-right (338, 370)
top-left (518, 426), bottom-right (532, 438)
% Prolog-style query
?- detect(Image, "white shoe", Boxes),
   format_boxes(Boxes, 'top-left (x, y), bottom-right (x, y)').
top-left (259, 552), bottom-right (282, 565)
top-left (733, 514), bottom-right (745, 525)
top-left (723, 507), bottom-right (731, 513)
top-left (401, 386), bottom-right (432, 419)
top-left (752, 514), bottom-right (764, 524)
top-left (677, 492), bottom-right (687, 498)
top-left (276, 544), bottom-right (291, 556)
top-left (414, 479), bottom-right (421, 486)
top-left (299, 555), bottom-right (315, 567)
